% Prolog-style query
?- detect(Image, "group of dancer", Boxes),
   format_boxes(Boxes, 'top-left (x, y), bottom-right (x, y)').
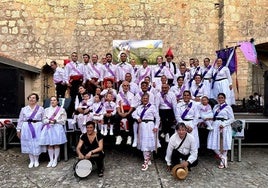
top-left (16, 49), bottom-right (235, 177)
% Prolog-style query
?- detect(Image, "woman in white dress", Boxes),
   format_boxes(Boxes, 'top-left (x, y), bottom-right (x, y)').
top-left (132, 93), bottom-right (160, 171)
top-left (211, 58), bottom-right (235, 105)
top-left (40, 96), bottom-right (67, 168)
top-left (16, 93), bottom-right (46, 168)
top-left (207, 93), bottom-right (234, 169)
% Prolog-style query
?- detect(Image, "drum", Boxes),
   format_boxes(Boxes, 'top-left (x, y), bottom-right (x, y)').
top-left (74, 159), bottom-right (93, 178)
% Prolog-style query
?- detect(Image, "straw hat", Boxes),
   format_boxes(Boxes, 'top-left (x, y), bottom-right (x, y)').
top-left (172, 164), bottom-right (189, 180)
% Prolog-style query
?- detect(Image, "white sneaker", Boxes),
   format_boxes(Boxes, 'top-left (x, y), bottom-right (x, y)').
top-left (100, 129), bottom-right (104, 135)
top-left (28, 162), bottom-right (34, 169)
top-left (132, 140), bottom-right (137, 147)
top-left (109, 129), bottom-right (114, 136)
top-left (165, 133), bottom-right (170, 143)
top-left (115, 136), bottom-right (122, 145)
top-left (34, 161), bottom-right (39, 168)
top-left (160, 133), bottom-right (165, 138)
top-left (47, 161), bottom-right (53, 168)
top-left (52, 160), bottom-right (57, 168)
top-left (126, 136), bottom-right (132, 145)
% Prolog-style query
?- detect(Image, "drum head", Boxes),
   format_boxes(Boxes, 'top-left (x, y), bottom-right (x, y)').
top-left (75, 159), bottom-right (93, 178)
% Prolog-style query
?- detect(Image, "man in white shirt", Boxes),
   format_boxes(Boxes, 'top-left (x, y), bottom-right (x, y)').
top-left (50, 61), bottom-right (67, 98)
top-left (165, 123), bottom-right (198, 171)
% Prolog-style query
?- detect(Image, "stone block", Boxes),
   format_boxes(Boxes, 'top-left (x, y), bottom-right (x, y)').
top-left (110, 18), bottom-right (117, 24)
top-left (95, 20), bottom-right (102, 26)
top-left (11, 10), bottom-right (20, 18)
top-left (11, 27), bottom-right (19, 35)
top-left (1, 44), bottom-right (8, 51)
top-left (0, 21), bottom-right (8, 26)
top-left (85, 19), bottom-right (94, 26)
top-left (8, 21), bottom-right (16, 27)
top-left (77, 20), bottom-right (85, 25)
top-left (159, 18), bottom-right (167, 24)
top-left (88, 31), bottom-right (95, 36)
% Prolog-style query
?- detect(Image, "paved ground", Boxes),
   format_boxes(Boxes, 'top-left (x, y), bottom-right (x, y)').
top-left (1, 142), bottom-right (268, 188)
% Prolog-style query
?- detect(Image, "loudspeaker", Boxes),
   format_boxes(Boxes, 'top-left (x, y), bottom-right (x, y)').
top-left (0, 68), bottom-right (25, 118)
top-left (263, 70), bottom-right (268, 116)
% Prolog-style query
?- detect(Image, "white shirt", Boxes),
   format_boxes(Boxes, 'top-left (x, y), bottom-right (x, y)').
top-left (155, 91), bottom-right (177, 110)
top-left (165, 132), bottom-right (198, 166)
top-left (84, 62), bottom-right (104, 82)
top-left (103, 62), bottom-right (117, 79)
top-left (64, 61), bottom-right (85, 83)
top-left (116, 91), bottom-right (135, 108)
top-left (115, 62), bottom-right (135, 82)
top-left (53, 67), bottom-right (65, 84)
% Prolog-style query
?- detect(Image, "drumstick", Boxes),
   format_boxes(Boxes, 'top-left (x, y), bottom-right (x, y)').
top-left (119, 100), bottom-right (124, 113)
top-left (155, 130), bottom-right (158, 154)
top-left (220, 128), bottom-right (223, 154)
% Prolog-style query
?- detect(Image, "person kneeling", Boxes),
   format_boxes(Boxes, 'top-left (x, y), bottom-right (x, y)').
top-left (165, 123), bottom-right (198, 175)
top-left (76, 121), bottom-right (105, 177)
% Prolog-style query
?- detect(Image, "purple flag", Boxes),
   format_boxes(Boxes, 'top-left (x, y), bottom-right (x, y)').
top-left (216, 47), bottom-right (237, 75)
top-left (238, 41), bottom-right (258, 64)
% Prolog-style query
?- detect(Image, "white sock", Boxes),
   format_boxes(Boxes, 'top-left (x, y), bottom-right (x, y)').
top-left (103, 124), bottom-right (107, 131)
top-left (109, 124), bottom-right (114, 134)
top-left (29, 154), bottom-right (34, 163)
top-left (34, 155), bottom-right (39, 163)
top-left (48, 148), bottom-right (54, 162)
top-left (133, 122), bottom-right (138, 142)
top-left (54, 148), bottom-right (60, 162)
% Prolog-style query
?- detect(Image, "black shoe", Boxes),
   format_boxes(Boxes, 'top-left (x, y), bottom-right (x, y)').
top-left (98, 169), bottom-right (104, 177)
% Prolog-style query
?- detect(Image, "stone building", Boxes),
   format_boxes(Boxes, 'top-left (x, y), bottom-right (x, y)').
top-left (0, 0), bottom-right (267, 107)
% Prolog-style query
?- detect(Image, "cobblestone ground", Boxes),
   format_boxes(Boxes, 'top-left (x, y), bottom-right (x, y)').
top-left (0, 144), bottom-right (268, 188)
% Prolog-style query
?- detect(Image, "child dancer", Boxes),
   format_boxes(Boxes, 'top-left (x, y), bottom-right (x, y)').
top-left (198, 96), bottom-right (213, 130)
top-left (103, 93), bottom-right (117, 135)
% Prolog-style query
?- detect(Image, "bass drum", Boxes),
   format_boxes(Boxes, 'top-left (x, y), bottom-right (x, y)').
top-left (74, 159), bottom-right (93, 178)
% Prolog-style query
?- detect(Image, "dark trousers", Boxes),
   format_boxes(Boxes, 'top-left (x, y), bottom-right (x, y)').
top-left (68, 80), bottom-right (83, 117)
top-left (56, 83), bottom-right (67, 98)
top-left (113, 112), bottom-right (134, 136)
top-left (159, 109), bottom-right (175, 135)
top-left (171, 150), bottom-right (198, 168)
top-left (104, 115), bottom-right (116, 124)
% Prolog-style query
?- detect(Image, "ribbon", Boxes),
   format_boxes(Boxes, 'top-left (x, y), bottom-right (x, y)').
top-left (69, 62), bottom-right (82, 75)
top-left (140, 103), bottom-right (152, 119)
top-left (161, 92), bottom-right (173, 109)
top-left (27, 105), bottom-right (40, 138)
top-left (181, 102), bottom-right (193, 120)
top-left (154, 65), bottom-right (164, 77)
top-left (105, 63), bottom-right (115, 77)
top-left (193, 83), bottom-right (203, 97)
top-left (42, 106), bottom-right (61, 130)
top-left (211, 65), bottom-right (224, 89)
top-left (119, 92), bottom-right (130, 106)
top-left (91, 63), bottom-right (101, 77)
top-left (95, 103), bottom-right (103, 114)
top-left (213, 104), bottom-right (228, 119)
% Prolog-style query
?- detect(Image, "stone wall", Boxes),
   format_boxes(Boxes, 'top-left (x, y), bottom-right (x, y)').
top-left (0, 0), bottom-right (267, 99)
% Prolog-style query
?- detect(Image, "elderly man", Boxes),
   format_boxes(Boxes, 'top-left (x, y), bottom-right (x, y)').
top-left (165, 123), bottom-right (198, 171)
top-left (114, 80), bottom-right (135, 145)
